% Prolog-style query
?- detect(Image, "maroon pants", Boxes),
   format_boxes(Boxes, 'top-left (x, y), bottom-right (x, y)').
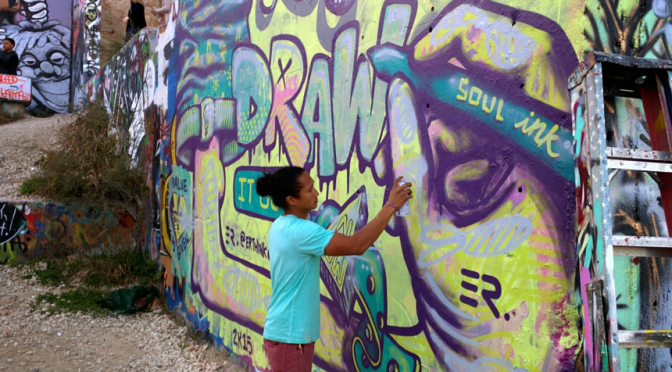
top-left (264, 339), bottom-right (315, 372)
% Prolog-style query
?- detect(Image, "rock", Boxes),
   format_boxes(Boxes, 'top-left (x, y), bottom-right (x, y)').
top-left (150, 297), bottom-right (162, 311)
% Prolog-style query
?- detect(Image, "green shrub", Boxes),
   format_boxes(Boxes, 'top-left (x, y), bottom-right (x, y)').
top-left (82, 247), bottom-right (162, 288)
top-left (20, 101), bottom-right (146, 212)
top-left (19, 176), bottom-right (46, 195)
top-left (33, 288), bottom-right (110, 316)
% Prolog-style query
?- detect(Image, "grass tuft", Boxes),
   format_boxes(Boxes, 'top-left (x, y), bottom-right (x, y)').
top-left (81, 247), bottom-right (162, 288)
top-left (33, 288), bottom-right (110, 316)
top-left (27, 248), bottom-right (161, 288)
top-left (27, 248), bottom-right (163, 316)
top-left (100, 38), bottom-right (126, 68)
top-left (19, 176), bottom-right (46, 195)
top-left (28, 260), bottom-right (82, 286)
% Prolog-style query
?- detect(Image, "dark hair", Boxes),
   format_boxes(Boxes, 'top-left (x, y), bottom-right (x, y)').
top-left (256, 166), bottom-right (305, 209)
top-left (4, 38), bottom-right (14, 47)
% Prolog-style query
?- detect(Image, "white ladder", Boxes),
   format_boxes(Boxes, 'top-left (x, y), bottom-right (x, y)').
top-left (570, 52), bottom-right (672, 371)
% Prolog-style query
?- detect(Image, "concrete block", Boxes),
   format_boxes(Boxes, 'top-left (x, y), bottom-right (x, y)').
top-left (1, 101), bottom-right (25, 118)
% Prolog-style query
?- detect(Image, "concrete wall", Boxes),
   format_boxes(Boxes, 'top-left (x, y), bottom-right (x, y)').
top-left (0, 0), bottom-right (102, 114)
top-left (70, 0), bottom-right (101, 109)
top-left (0, 201), bottom-right (135, 263)
top-left (0, 0), bottom-right (72, 114)
top-left (84, 0), bottom-right (672, 371)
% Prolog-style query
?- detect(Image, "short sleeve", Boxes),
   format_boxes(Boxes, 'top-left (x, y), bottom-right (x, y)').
top-left (293, 219), bottom-right (335, 256)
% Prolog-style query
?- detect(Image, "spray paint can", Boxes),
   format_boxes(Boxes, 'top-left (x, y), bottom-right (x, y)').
top-left (396, 178), bottom-right (410, 217)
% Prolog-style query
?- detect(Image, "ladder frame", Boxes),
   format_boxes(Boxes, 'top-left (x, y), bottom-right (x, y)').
top-left (586, 61), bottom-right (621, 370)
top-left (570, 52), bottom-right (672, 371)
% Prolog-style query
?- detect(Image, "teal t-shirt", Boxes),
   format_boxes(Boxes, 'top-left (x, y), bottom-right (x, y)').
top-left (263, 214), bottom-right (335, 344)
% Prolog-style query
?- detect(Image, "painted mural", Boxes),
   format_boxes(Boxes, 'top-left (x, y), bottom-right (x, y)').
top-left (82, 0), bottom-right (100, 79)
top-left (70, 0), bottom-right (85, 108)
top-left (83, 0), bottom-right (672, 371)
top-left (87, 0), bottom-right (584, 369)
top-left (585, 0), bottom-right (672, 59)
top-left (87, 28), bottom-right (156, 169)
top-left (0, 201), bottom-right (135, 264)
top-left (70, 0), bottom-right (101, 108)
top-left (0, 0), bottom-right (71, 114)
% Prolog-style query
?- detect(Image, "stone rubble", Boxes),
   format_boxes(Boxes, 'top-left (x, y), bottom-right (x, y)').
top-left (0, 264), bottom-right (247, 372)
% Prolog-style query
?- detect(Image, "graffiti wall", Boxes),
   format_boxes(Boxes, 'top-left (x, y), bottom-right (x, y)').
top-left (70, 0), bottom-right (101, 109)
top-left (83, 0), bottom-right (672, 371)
top-left (0, 201), bottom-right (135, 264)
top-left (86, 28), bottom-right (156, 169)
top-left (70, 0), bottom-right (85, 108)
top-left (81, 0), bottom-right (100, 79)
top-left (0, 0), bottom-right (72, 114)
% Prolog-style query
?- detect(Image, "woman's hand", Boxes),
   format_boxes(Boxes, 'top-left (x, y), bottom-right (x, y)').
top-left (122, 16), bottom-right (129, 23)
top-left (387, 176), bottom-right (412, 210)
top-left (325, 176), bottom-right (413, 257)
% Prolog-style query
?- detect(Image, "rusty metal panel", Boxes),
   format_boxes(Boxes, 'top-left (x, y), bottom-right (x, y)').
top-left (593, 52), bottom-right (672, 70)
top-left (569, 52), bottom-right (597, 89)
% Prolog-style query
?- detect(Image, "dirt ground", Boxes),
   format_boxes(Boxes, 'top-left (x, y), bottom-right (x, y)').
top-left (100, 0), bottom-right (161, 49)
top-left (98, 0), bottom-right (161, 67)
top-left (0, 114), bottom-right (74, 201)
top-left (0, 3), bottom-right (251, 371)
top-left (0, 264), bottom-right (248, 372)
top-left (0, 114), bottom-right (248, 372)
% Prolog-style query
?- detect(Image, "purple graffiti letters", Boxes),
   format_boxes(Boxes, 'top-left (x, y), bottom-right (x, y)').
top-left (332, 25), bottom-right (388, 165)
top-left (265, 37), bottom-right (310, 166)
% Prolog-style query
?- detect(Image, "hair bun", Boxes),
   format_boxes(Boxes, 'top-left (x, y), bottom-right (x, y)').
top-left (254, 166), bottom-right (305, 209)
top-left (256, 171), bottom-right (275, 197)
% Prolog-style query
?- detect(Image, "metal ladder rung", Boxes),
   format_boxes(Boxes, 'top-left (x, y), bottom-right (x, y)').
top-left (606, 147), bottom-right (672, 162)
top-left (612, 236), bottom-right (672, 257)
top-left (607, 159), bottom-right (672, 172)
top-left (618, 330), bottom-right (672, 348)
top-left (606, 148), bottom-right (672, 172)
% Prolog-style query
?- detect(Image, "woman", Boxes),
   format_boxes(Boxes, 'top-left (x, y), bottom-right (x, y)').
top-left (150, 0), bottom-right (170, 27)
top-left (256, 167), bottom-right (412, 372)
top-left (122, 0), bottom-right (147, 42)
top-left (0, 0), bottom-right (20, 26)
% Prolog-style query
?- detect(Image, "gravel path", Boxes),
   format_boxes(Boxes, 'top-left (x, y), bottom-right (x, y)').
top-left (0, 264), bottom-right (246, 372)
top-left (0, 114), bottom-right (248, 371)
top-left (0, 115), bottom-right (74, 201)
